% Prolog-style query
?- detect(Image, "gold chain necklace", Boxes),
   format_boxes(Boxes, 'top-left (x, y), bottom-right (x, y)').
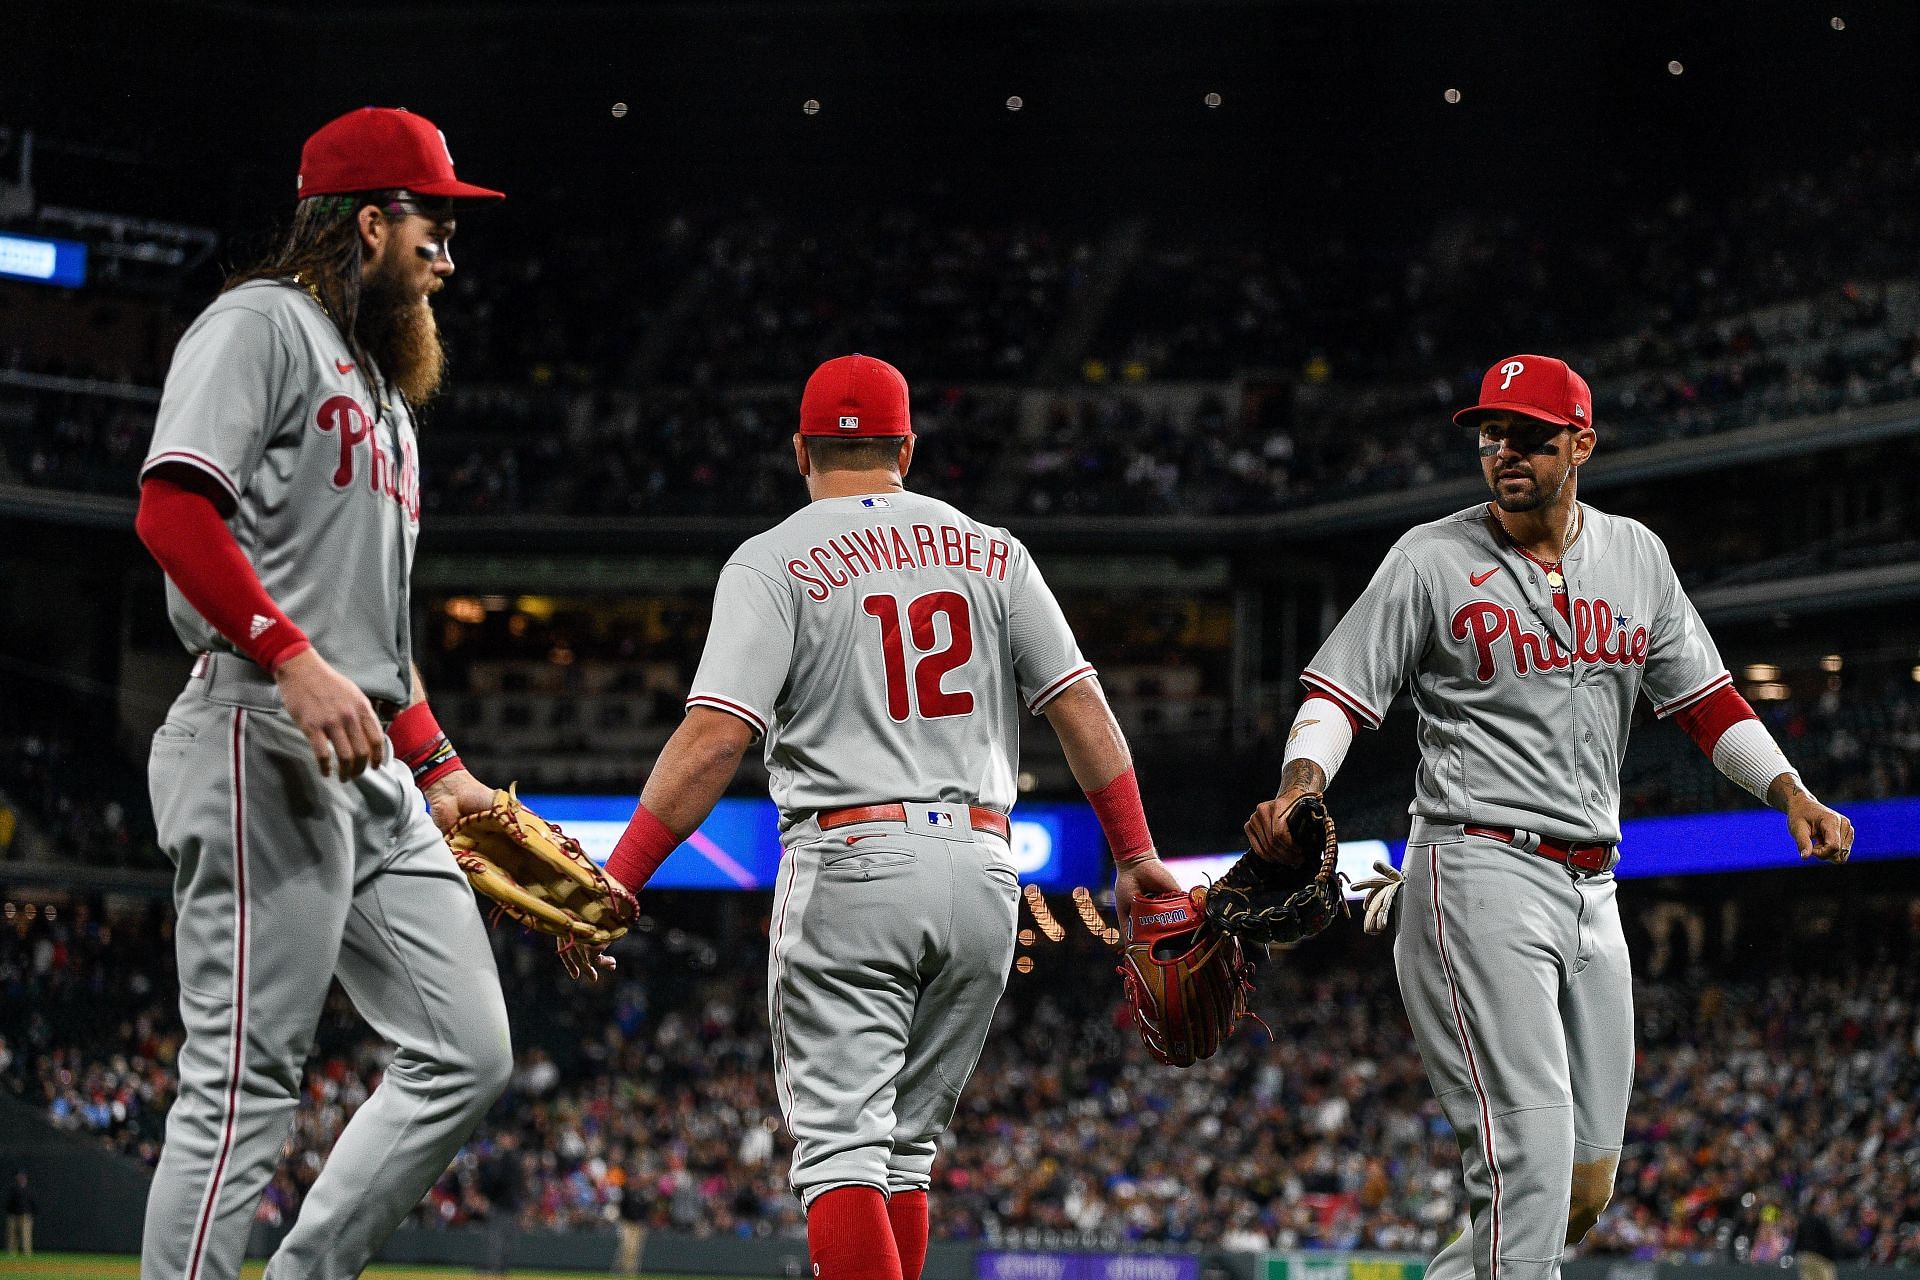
top-left (289, 272), bottom-right (392, 421)
top-left (1493, 502), bottom-right (1582, 586)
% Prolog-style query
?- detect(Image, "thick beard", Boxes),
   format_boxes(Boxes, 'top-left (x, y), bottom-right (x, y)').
top-left (357, 258), bottom-right (446, 407)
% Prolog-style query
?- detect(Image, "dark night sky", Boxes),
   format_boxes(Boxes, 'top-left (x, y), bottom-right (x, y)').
top-left (5, 1), bottom-right (1917, 240)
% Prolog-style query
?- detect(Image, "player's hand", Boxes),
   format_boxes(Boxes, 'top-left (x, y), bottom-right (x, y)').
top-left (1113, 851), bottom-right (1182, 923)
top-left (1243, 784), bottom-right (1322, 866)
top-left (1786, 792), bottom-right (1854, 864)
top-left (274, 648), bottom-right (384, 781)
top-left (423, 768), bottom-right (498, 834)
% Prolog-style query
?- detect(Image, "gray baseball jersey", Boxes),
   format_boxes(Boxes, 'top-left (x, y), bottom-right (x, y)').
top-left (141, 280), bottom-right (420, 705)
top-left (139, 279), bottom-right (505, 1280)
top-left (1302, 502), bottom-right (1728, 844)
top-left (1313, 501), bottom-right (1721, 1280)
top-left (691, 487), bottom-right (1088, 1211)
top-left (687, 489), bottom-right (1093, 827)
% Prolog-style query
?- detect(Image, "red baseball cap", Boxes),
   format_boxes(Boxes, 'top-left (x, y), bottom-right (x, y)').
top-left (297, 107), bottom-right (504, 203)
top-left (799, 354), bottom-right (912, 437)
top-left (1453, 354), bottom-right (1594, 431)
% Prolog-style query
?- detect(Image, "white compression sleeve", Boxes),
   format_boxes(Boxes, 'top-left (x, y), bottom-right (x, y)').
top-left (1283, 697), bottom-right (1356, 786)
top-left (1711, 717), bottom-right (1800, 803)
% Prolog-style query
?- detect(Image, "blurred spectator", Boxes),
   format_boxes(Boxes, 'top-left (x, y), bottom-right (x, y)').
top-left (6, 897), bottom-right (1916, 1260)
top-left (4, 1171), bottom-right (33, 1258)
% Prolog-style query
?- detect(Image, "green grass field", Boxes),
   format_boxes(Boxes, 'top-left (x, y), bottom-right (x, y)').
top-left (0, 1255), bottom-right (710, 1280)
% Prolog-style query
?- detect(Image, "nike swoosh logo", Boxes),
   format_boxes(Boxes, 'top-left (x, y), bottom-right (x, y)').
top-left (335, 359), bottom-right (355, 374)
top-left (1470, 567), bottom-right (1499, 587)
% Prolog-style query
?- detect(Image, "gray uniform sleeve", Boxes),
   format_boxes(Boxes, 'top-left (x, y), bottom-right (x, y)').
top-left (141, 304), bottom-right (290, 505)
top-left (1300, 546), bottom-right (1433, 728)
top-left (1642, 546), bottom-right (1731, 717)
top-left (685, 562), bottom-right (797, 738)
top-left (1007, 544), bottom-right (1095, 713)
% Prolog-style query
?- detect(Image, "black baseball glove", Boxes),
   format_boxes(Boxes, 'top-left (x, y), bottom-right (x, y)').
top-left (1203, 790), bottom-right (1347, 947)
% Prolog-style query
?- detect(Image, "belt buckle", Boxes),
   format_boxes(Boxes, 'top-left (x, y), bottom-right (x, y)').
top-left (1569, 843), bottom-right (1611, 875)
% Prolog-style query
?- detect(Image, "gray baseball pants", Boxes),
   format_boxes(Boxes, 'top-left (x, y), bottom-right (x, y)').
top-left (768, 804), bottom-right (1020, 1207)
top-left (1394, 821), bottom-right (1633, 1280)
top-left (141, 655), bottom-right (512, 1280)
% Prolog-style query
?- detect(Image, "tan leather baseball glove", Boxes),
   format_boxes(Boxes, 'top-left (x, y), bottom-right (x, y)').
top-left (446, 785), bottom-right (636, 980)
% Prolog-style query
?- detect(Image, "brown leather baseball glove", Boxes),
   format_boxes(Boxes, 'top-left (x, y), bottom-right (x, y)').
top-left (1116, 888), bottom-right (1256, 1067)
top-left (446, 785), bottom-right (636, 980)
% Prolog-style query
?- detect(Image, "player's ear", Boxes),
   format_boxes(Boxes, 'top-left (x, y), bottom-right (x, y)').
top-left (793, 433), bottom-right (810, 478)
top-left (355, 203), bottom-right (385, 257)
top-left (897, 434), bottom-right (915, 478)
top-left (1572, 426), bottom-right (1597, 467)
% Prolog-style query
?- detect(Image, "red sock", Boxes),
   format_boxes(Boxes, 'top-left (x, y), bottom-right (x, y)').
top-left (807, 1186), bottom-right (901, 1280)
top-left (887, 1189), bottom-right (930, 1280)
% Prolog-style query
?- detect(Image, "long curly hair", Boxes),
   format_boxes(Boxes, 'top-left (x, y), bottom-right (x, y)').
top-left (224, 192), bottom-right (400, 365)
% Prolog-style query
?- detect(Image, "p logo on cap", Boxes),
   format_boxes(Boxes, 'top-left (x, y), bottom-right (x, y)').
top-left (1454, 353), bottom-right (1594, 432)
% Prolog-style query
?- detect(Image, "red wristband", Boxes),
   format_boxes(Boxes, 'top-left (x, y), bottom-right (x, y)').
top-left (607, 802), bottom-right (680, 893)
top-left (1087, 766), bottom-right (1154, 863)
top-left (389, 702), bottom-right (464, 789)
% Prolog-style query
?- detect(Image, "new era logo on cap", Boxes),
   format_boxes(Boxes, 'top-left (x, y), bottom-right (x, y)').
top-left (839, 415), bottom-right (860, 431)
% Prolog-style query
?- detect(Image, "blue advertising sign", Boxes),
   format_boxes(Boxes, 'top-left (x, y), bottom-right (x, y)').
top-left (0, 233), bottom-right (87, 288)
top-left (521, 793), bottom-right (1920, 892)
top-left (520, 794), bottom-right (1108, 891)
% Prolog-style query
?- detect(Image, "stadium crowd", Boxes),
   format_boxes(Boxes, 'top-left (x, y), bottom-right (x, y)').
top-left (4, 888), bottom-right (1916, 1264)
top-left (4, 676), bottom-right (1917, 870)
top-left (4, 148), bottom-right (1918, 519)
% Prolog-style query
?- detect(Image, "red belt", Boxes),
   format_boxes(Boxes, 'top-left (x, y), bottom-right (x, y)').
top-left (1465, 825), bottom-right (1614, 875)
top-left (818, 803), bottom-right (1010, 840)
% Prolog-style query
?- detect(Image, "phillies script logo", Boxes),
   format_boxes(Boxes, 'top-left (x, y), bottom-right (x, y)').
top-left (1451, 597), bottom-right (1649, 681)
top-left (315, 395), bottom-right (419, 521)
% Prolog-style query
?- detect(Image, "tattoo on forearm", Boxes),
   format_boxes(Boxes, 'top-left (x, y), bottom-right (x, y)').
top-left (1767, 771), bottom-right (1808, 812)
top-left (1280, 759), bottom-right (1326, 794)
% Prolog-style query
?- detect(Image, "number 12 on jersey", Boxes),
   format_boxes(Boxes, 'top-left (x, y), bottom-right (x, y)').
top-left (862, 591), bottom-right (976, 721)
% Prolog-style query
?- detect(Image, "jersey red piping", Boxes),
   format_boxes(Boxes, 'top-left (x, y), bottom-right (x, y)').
top-left (1653, 671), bottom-right (1732, 718)
top-left (187, 708), bottom-right (250, 1280)
top-left (1299, 670), bottom-right (1382, 729)
top-left (685, 693), bottom-right (767, 737)
top-left (769, 854), bottom-right (801, 1122)
top-left (144, 449), bottom-right (243, 507)
top-left (1027, 664), bottom-right (1097, 713)
top-left (1430, 843), bottom-right (1503, 1279)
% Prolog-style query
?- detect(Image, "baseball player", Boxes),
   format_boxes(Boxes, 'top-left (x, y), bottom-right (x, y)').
top-left (134, 108), bottom-right (516, 1280)
top-left (601, 354), bottom-right (1182, 1280)
top-left (1246, 354), bottom-right (1854, 1280)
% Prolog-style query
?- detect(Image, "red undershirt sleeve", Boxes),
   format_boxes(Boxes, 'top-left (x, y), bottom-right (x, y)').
top-left (1669, 684), bottom-right (1758, 756)
top-left (135, 475), bottom-right (311, 671)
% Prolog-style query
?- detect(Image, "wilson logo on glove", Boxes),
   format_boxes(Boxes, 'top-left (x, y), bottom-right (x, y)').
top-left (1116, 888), bottom-right (1260, 1068)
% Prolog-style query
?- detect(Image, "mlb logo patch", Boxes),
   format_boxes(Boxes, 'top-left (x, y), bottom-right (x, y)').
top-left (861, 496), bottom-right (891, 509)
top-left (927, 811), bottom-right (955, 829)
top-left (838, 415), bottom-right (861, 431)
